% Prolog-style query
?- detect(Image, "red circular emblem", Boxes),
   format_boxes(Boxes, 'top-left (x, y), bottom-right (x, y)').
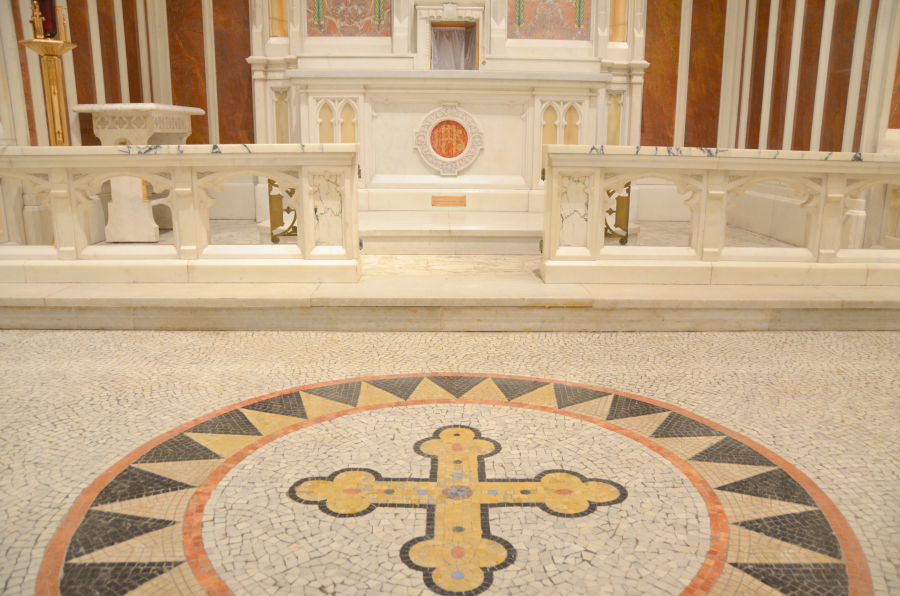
top-left (430, 120), bottom-right (468, 158)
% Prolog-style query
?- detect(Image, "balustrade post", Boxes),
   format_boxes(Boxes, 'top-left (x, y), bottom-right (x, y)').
top-left (47, 168), bottom-right (78, 260)
top-left (885, 186), bottom-right (900, 245)
top-left (817, 174), bottom-right (845, 262)
top-left (700, 171), bottom-right (726, 261)
top-left (171, 167), bottom-right (203, 259)
top-left (344, 164), bottom-right (360, 261)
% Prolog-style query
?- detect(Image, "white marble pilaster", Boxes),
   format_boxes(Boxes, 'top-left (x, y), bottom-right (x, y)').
top-left (701, 172), bottom-right (726, 262)
top-left (311, 172), bottom-right (344, 247)
top-left (558, 175), bottom-right (590, 248)
top-left (816, 174), bottom-right (845, 262)
top-left (172, 167), bottom-right (201, 259)
top-left (48, 168), bottom-right (78, 260)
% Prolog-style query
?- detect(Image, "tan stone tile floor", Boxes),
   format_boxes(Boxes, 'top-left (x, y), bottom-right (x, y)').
top-left (0, 331), bottom-right (897, 596)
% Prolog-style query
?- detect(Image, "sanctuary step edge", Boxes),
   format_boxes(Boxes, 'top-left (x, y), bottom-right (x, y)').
top-left (1, 282), bottom-right (898, 332)
top-left (356, 211), bottom-right (544, 255)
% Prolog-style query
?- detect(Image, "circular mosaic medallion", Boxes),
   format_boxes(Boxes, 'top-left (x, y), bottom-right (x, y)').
top-left (430, 120), bottom-right (468, 159)
top-left (39, 375), bottom-right (871, 596)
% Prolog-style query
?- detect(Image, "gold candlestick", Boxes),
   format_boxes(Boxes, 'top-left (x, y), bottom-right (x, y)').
top-left (20, 3), bottom-right (76, 146)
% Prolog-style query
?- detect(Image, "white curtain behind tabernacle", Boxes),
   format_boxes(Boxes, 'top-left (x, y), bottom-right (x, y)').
top-left (432, 27), bottom-right (476, 70)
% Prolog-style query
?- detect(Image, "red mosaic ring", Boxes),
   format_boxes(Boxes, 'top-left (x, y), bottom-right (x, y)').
top-left (38, 374), bottom-right (872, 596)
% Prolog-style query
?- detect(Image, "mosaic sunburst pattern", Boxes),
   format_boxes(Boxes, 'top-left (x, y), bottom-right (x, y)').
top-left (39, 375), bottom-right (871, 596)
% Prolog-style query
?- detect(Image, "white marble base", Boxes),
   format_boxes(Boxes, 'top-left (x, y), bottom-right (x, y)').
top-left (258, 211), bottom-right (545, 254)
top-left (1, 281), bottom-right (898, 331)
top-left (104, 177), bottom-right (159, 243)
top-left (540, 259), bottom-right (898, 285)
top-left (0, 258), bottom-right (360, 283)
top-left (358, 211), bottom-right (543, 255)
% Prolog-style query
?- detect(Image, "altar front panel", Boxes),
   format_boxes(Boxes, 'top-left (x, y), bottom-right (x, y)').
top-left (369, 97), bottom-right (528, 183)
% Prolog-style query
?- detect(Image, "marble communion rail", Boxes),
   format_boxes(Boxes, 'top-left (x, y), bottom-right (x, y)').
top-left (0, 144), bottom-right (361, 283)
top-left (1, 144), bottom-right (898, 288)
top-left (542, 146), bottom-right (900, 285)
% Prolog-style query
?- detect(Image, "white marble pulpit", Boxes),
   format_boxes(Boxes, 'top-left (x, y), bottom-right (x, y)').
top-left (72, 104), bottom-right (204, 243)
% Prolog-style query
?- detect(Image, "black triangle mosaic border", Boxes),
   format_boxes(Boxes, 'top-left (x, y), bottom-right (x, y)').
top-left (46, 374), bottom-right (866, 596)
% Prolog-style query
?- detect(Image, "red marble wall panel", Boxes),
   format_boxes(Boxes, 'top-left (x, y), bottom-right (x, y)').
top-left (683, 0), bottom-right (726, 147)
top-left (766, 0), bottom-right (796, 149)
top-left (851, 0), bottom-right (879, 150)
top-left (890, 43), bottom-right (900, 130)
top-left (167, 0), bottom-right (208, 143)
top-left (790, 0), bottom-right (825, 150)
top-left (641, 0), bottom-right (681, 147)
top-left (307, 0), bottom-right (392, 37)
top-left (507, 0), bottom-right (590, 41)
top-left (818, 0), bottom-right (857, 151)
top-left (65, 0), bottom-right (101, 145)
top-left (214, 0), bottom-right (254, 144)
top-left (11, 0), bottom-right (38, 145)
top-left (745, 0), bottom-right (771, 149)
top-left (122, 0), bottom-right (144, 102)
top-left (96, 0), bottom-right (122, 103)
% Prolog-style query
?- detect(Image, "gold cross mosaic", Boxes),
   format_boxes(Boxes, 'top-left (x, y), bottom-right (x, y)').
top-left (288, 425), bottom-right (627, 596)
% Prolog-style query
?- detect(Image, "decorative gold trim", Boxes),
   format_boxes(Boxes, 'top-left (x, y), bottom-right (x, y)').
top-left (20, 5), bottom-right (76, 146)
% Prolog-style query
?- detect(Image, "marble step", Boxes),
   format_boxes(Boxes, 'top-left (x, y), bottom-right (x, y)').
top-left (358, 211), bottom-right (543, 255)
top-left (1, 282), bottom-right (898, 331)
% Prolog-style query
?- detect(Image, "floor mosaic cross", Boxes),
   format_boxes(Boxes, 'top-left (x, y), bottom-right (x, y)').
top-left (288, 425), bottom-right (628, 596)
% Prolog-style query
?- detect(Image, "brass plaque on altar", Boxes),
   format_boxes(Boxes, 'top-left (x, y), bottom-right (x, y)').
top-left (432, 195), bottom-right (466, 207)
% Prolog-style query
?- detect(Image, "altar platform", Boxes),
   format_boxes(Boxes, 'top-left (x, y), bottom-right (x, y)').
top-left (1, 255), bottom-right (898, 331)
top-left (359, 211), bottom-right (543, 254)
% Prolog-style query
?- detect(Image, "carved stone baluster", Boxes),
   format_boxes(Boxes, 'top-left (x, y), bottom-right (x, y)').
top-left (885, 186), bottom-right (900, 244)
top-left (700, 171), bottom-right (726, 261)
top-left (344, 164), bottom-right (360, 260)
top-left (47, 168), bottom-right (78, 260)
top-left (816, 174), bottom-right (845, 262)
top-left (170, 167), bottom-right (203, 259)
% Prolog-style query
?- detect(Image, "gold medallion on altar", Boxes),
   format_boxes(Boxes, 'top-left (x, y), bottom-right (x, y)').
top-left (430, 120), bottom-right (469, 159)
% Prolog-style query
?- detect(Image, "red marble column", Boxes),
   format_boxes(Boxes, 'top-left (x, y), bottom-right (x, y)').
top-left (745, 0), bottom-right (772, 149)
top-left (214, 0), bottom-right (254, 144)
top-left (851, 0), bottom-right (880, 150)
top-left (641, 0), bottom-right (681, 147)
top-left (97, 0), bottom-right (122, 103)
top-left (766, 0), bottom-right (796, 149)
top-left (891, 46), bottom-right (900, 130)
top-left (790, 0), bottom-right (825, 150)
top-left (10, 0), bottom-right (39, 145)
top-left (818, 0), bottom-right (858, 151)
top-left (67, 0), bottom-right (101, 145)
top-left (122, 0), bottom-right (144, 102)
top-left (167, 0), bottom-right (209, 143)
top-left (683, 0), bottom-right (726, 147)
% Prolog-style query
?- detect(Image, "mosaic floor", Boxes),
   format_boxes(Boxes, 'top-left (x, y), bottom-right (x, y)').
top-left (1, 331), bottom-right (897, 596)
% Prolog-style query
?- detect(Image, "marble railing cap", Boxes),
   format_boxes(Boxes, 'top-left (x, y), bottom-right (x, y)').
top-left (72, 103), bottom-right (206, 115)
top-left (285, 69), bottom-right (613, 83)
top-left (0, 143), bottom-right (359, 157)
top-left (544, 145), bottom-right (900, 163)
